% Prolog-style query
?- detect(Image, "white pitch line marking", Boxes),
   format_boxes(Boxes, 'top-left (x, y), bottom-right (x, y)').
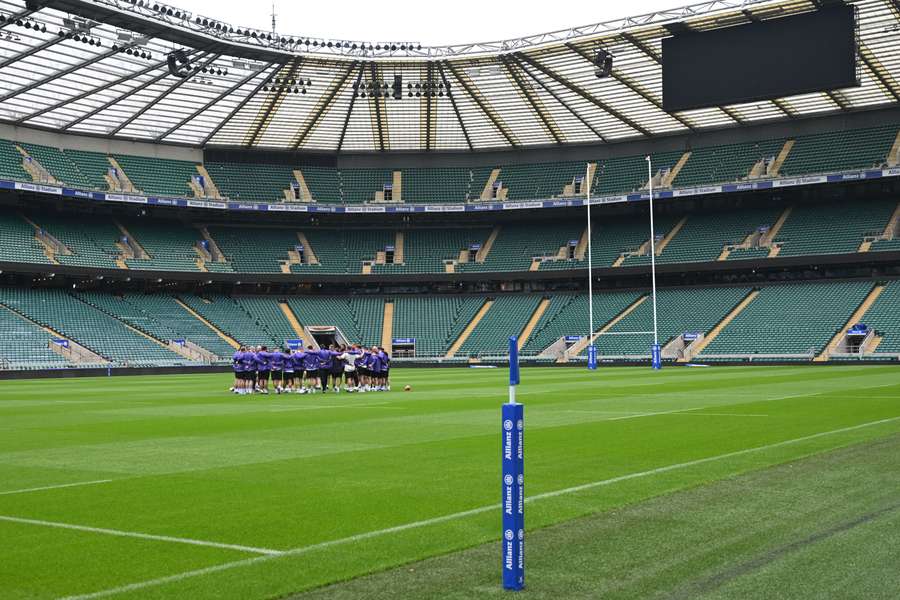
top-left (0, 515), bottom-right (283, 556)
top-left (605, 406), bottom-right (707, 421)
top-left (563, 409), bottom-right (768, 418)
top-left (669, 412), bottom-right (769, 418)
top-left (0, 479), bottom-right (114, 496)
top-left (60, 414), bottom-right (900, 600)
top-left (268, 402), bottom-right (394, 412)
top-left (526, 416), bottom-right (900, 501)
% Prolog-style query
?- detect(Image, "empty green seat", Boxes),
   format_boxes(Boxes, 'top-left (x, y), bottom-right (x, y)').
top-left (0, 288), bottom-right (183, 366)
top-left (458, 295), bottom-right (541, 357)
top-left (21, 143), bottom-right (93, 188)
top-left (392, 296), bottom-right (485, 356)
top-left (287, 296), bottom-right (383, 347)
top-left (0, 139), bottom-right (29, 182)
top-left (780, 124), bottom-right (900, 176)
top-left (700, 281), bottom-right (873, 359)
top-left (113, 154), bottom-right (198, 197)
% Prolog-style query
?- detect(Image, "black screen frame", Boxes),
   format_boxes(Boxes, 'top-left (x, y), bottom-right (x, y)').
top-left (662, 6), bottom-right (859, 113)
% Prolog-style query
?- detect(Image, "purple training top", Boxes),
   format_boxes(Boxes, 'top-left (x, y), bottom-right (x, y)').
top-left (317, 348), bottom-right (336, 369)
top-left (302, 351), bottom-right (320, 371)
top-left (255, 351), bottom-right (271, 372)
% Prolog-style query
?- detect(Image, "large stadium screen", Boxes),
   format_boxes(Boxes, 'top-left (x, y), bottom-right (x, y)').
top-left (661, 6), bottom-right (858, 112)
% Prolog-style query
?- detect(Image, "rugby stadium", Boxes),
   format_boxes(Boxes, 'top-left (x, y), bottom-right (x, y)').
top-left (1, 0), bottom-right (900, 597)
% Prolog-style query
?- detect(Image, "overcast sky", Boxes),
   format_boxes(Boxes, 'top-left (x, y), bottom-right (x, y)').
top-left (170, 0), bottom-right (685, 46)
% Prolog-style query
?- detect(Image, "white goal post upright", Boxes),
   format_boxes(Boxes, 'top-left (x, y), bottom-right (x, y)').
top-left (585, 163), bottom-right (597, 369)
top-left (646, 156), bottom-right (661, 369)
top-left (583, 160), bottom-right (661, 368)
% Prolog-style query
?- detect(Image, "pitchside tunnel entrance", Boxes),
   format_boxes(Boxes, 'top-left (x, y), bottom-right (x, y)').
top-left (306, 326), bottom-right (350, 349)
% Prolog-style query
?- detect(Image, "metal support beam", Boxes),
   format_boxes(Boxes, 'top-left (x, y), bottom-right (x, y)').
top-left (516, 58), bottom-right (606, 142)
top-left (289, 60), bottom-right (356, 150)
top-left (243, 57), bottom-right (303, 147)
top-left (62, 50), bottom-right (205, 130)
top-left (424, 62), bottom-right (433, 151)
top-left (621, 33), bottom-right (659, 63)
top-left (336, 64), bottom-right (365, 152)
top-left (17, 56), bottom-right (171, 124)
top-left (565, 42), bottom-right (695, 131)
top-left (859, 42), bottom-right (900, 102)
top-left (111, 53), bottom-right (220, 136)
top-left (201, 62), bottom-right (285, 146)
top-left (437, 62), bottom-right (473, 151)
top-left (0, 29), bottom-right (67, 70)
top-left (826, 90), bottom-right (851, 111)
top-left (368, 62), bottom-right (387, 151)
top-left (770, 98), bottom-right (796, 118)
top-left (156, 63), bottom-right (275, 141)
top-left (0, 9), bottom-right (35, 32)
top-left (444, 61), bottom-right (519, 147)
top-left (620, 31), bottom-right (745, 126)
top-left (516, 53), bottom-right (651, 137)
top-left (501, 55), bottom-right (563, 144)
top-left (0, 44), bottom-right (136, 105)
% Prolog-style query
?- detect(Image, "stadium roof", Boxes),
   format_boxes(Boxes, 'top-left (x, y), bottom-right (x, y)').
top-left (0, 0), bottom-right (898, 152)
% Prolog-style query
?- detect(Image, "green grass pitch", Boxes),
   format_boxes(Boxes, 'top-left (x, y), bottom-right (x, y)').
top-left (1, 365), bottom-right (899, 599)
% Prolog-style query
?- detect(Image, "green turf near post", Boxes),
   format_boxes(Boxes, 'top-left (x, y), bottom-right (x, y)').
top-left (0, 366), bottom-right (898, 599)
top-left (294, 434), bottom-right (900, 600)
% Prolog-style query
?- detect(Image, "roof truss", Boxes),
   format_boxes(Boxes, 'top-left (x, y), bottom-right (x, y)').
top-left (516, 52), bottom-right (651, 137)
top-left (368, 62), bottom-right (387, 151)
top-left (0, 0), bottom-right (894, 151)
top-left (515, 56), bottom-right (606, 141)
top-left (243, 57), bottom-right (304, 146)
top-left (62, 56), bottom-right (196, 130)
top-left (566, 41), bottom-right (696, 131)
top-left (444, 60), bottom-right (519, 147)
top-left (111, 53), bottom-right (220, 136)
top-left (337, 63), bottom-right (365, 151)
top-left (437, 61), bottom-right (473, 150)
top-left (156, 63), bottom-right (274, 141)
top-left (0, 28), bottom-right (67, 70)
top-left (501, 54), bottom-right (563, 144)
top-left (290, 59), bottom-right (357, 150)
top-left (201, 62), bottom-right (285, 145)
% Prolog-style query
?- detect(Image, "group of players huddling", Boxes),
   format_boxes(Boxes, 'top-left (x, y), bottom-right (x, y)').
top-left (231, 344), bottom-right (390, 394)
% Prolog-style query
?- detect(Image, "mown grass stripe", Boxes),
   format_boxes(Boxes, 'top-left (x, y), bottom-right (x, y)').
top-left (0, 515), bottom-right (284, 556)
top-left (59, 414), bottom-right (900, 600)
top-left (0, 479), bottom-right (113, 496)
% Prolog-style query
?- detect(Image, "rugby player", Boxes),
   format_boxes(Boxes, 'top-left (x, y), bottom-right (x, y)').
top-left (282, 346), bottom-right (296, 393)
top-left (256, 346), bottom-right (271, 394)
top-left (328, 344), bottom-right (345, 393)
top-left (231, 346), bottom-right (244, 393)
top-left (290, 346), bottom-right (306, 393)
top-left (370, 347), bottom-right (387, 391)
top-left (240, 346), bottom-right (258, 394)
top-left (378, 346), bottom-right (391, 391)
top-left (338, 345), bottom-right (361, 391)
top-left (301, 345), bottom-right (320, 393)
top-left (270, 344), bottom-right (285, 394)
top-left (317, 344), bottom-right (338, 393)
